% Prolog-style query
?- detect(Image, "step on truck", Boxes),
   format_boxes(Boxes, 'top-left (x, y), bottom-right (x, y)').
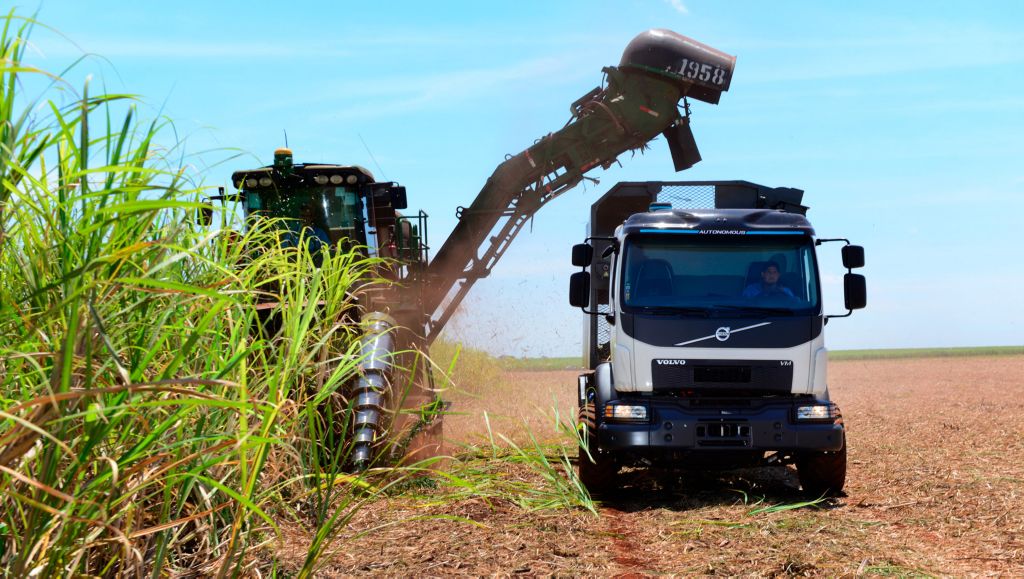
top-left (569, 181), bottom-right (866, 495)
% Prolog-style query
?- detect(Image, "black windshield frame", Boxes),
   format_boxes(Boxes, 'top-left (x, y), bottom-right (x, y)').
top-left (619, 232), bottom-right (821, 317)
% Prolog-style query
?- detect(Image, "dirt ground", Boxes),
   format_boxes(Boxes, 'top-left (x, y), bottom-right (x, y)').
top-left (282, 355), bottom-right (1024, 576)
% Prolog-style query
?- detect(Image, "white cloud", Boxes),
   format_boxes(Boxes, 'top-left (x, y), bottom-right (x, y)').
top-left (35, 38), bottom-right (350, 60)
top-left (737, 26), bottom-right (1024, 84)
top-left (665, 0), bottom-right (689, 15)
top-left (33, 29), bottom-right (611, 62)
top-left (315, 56), bottom-right (585, 121)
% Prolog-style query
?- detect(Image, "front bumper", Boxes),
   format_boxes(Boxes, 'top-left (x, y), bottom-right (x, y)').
top-left (597, 398), bottom-right (844, 453)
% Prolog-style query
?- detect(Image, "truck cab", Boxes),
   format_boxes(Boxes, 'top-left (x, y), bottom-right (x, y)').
top-left (569, 181), bottom-right (866, 495)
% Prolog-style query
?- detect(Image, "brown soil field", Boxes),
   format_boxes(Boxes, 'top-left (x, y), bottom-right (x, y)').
top-left (277, 355), bottom-right (1024, 576)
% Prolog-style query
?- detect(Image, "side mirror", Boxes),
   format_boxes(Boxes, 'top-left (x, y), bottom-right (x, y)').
top-left (389, 185), bottom-right (408, 210)
top-left (571, 243), bottom-right (593, 267)
top-left (842, 245), bottom-right (865, 269)
top-left (369, 183), bottom-right (408, 210)
top-left (196, 203), bottom-right (214, 227)
top-left (569, 271), bottom-right (591, 307)
top-left (844, 273), bottom-right (867, 310)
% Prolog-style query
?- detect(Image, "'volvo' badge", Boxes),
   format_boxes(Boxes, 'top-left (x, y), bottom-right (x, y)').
top-left (715, 327), bottom-right (731, 341)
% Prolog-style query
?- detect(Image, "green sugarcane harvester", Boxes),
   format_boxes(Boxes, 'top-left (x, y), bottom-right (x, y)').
top-left (212, 30), bottom-right (736, 467)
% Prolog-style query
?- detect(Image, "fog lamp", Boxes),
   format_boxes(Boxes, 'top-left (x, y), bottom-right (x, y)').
top-left (795, 403), bottom-right (840, 422)
top-left (604, 403), bottom-right (648, 423)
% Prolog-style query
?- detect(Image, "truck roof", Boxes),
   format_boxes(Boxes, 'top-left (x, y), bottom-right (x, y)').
top-left (231, 163), bottom-right (376, 190)
top-left (621, 208), bottom-right (815, 236)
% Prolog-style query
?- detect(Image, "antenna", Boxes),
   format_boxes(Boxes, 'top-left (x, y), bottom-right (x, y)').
top-left (283, 129), bottom-right (289, 148)
top-left (358, 133), bottom-right (388, 182)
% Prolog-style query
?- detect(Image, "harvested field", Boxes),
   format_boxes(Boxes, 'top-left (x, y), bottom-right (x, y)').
top-left (282, 355), bottom-right (1024, 576)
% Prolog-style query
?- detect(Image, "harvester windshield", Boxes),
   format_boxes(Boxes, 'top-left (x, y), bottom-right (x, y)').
top-left (621, 235), bottom-right (820, 314)
top-left (243, 185), bottom-right (363, 250)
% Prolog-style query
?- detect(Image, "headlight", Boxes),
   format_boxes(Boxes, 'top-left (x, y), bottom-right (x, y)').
top-left (604, 402), bottom-right (649, 423)
top-left (795, 403), bottom-right (841, 422)
top-left (314, 175), bottom-right (329, 185)
top-left (258, 177), bottom-right (272, 187)
top-left (329, 174), bottom-right (344, 185)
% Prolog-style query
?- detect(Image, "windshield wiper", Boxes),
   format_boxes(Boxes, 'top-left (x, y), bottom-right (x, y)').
top-left (710, 304), bottom-right (796, 317)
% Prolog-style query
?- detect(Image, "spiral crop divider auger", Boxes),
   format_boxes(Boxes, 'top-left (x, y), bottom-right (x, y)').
top-left (351, 313), bottom-right (395, 468)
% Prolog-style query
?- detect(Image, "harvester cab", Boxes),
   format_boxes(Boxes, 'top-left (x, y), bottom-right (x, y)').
top-left (214, 147), bottom-right (428, 275)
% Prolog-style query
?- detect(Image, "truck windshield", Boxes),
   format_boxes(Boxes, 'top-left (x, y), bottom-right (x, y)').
top-left (243, 185), bottom-right (362, 248)
top-left (621, 234), bottom-right (820, 315)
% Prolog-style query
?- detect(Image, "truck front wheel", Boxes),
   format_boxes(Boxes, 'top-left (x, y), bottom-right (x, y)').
top-left (577, 403), bottom-right (617, 492)
top-left (795, 435), bottom-right (847, 497)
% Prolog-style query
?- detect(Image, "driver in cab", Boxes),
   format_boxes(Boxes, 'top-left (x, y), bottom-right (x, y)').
top-left (742, 261), bottom-right (794, 298)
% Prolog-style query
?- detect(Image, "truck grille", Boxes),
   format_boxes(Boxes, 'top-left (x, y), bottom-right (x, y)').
top-left (651, 359), bottom-right (792, 394)
top-left (693, 365), bottom-right (751, 383)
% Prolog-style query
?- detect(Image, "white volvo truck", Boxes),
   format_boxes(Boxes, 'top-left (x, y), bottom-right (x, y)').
top-left (569, 181), bottom-right (866, 495)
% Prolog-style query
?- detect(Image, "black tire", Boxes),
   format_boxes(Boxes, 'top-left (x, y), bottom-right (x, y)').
top-left (577, 403), bottom-right (617, 492)
top-left (796, 435), bottom-right (847, 497)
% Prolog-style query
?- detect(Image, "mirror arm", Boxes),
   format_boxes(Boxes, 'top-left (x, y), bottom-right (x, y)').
top-left (815, 237), bottom-right (850, 246)
top-left (819, 238), bottom-right (865, 317)
top-left (825, 310), bottom-right (853, 320)
top-left (573, 238), bottom-right (615, 313)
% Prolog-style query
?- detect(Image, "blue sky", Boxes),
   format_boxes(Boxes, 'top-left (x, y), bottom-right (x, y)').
top-left (22, 0), bottom-right (1024, 355)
